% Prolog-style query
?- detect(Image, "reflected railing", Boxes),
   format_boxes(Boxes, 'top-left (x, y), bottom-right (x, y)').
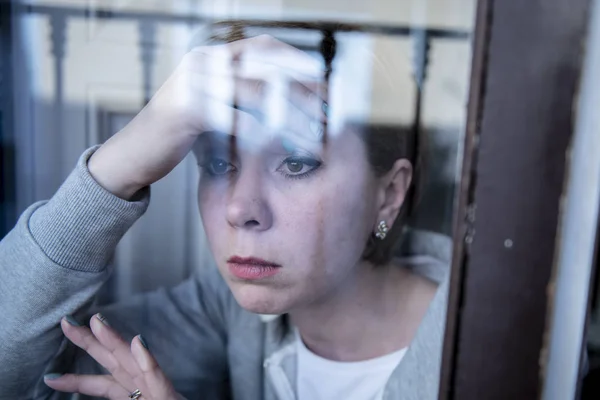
top-left (17, 2), bottom-right (470, 142)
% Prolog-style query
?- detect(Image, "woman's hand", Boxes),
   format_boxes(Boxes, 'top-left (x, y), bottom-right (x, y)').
top-left (44, 314), bottom-right (184, 400)
top-left (87, 35), bottom-right (324, 200)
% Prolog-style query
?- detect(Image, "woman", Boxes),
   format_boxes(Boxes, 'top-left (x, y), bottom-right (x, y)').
top-left (0, 34), bottom-right (450, 399)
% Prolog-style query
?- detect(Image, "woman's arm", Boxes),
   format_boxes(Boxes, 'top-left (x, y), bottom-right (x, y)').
top-left (0, 147), bottom-right (148, 398)
top-left (0, 148), bottom-right (232, 399)
top-left (0, 37), bottom-right (218, 398)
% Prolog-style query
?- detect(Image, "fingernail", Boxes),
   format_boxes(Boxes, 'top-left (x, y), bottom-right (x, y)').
top-left (96, 313), bottom-right (110, 326)
top-left (44, 373), bottom-right (64, 380)
top-left (64, 315), bottom-right (81, 327)
top-left (138, 334), bottom-right (149, 350)
top-left (322, 102), bottom-right (329, 116)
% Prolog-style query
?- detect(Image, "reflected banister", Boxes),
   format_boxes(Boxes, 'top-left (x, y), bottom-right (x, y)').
top-left (49, 12), bottom-right (66, 168)
top-left (18, 3), bottom-right (470, 40)
top-left (138, 20), bottom-right (156, 105)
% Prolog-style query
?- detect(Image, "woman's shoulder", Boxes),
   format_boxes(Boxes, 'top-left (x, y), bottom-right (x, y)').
top-left (394, 228), bottom-right (453, 284)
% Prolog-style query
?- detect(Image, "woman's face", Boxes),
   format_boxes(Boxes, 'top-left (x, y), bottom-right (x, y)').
top-left (195, 126), bottom-right (384, 315)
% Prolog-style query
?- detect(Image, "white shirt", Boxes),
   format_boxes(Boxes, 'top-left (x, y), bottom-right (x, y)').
top-left (296, 333), bottom-right (407, 400)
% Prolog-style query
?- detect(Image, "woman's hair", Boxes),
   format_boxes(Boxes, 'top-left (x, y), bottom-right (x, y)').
top-left (313, 25), bottom-right (422, 266)
top-left (200, 22), bottom-right (422, 266)
top-left (358, 124), bottom-right (421, 266)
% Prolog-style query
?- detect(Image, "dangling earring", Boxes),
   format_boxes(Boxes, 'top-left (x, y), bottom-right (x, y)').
top-left (375, 220), bottom-right (389, 240)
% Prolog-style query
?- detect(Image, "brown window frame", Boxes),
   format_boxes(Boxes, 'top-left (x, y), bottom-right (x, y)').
top-left (441, 0), bottom-right (592, 398)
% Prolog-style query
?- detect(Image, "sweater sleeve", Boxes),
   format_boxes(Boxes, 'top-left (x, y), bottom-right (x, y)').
top-left (0, 147), bottom-right (149, 398)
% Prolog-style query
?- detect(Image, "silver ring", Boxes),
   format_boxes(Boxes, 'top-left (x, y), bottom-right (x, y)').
top-left (129, 389), bottom-right (142, 400)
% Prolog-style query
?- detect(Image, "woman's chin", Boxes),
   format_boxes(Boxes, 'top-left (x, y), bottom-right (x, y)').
top-left (229, 283), bottom-right (294, 315)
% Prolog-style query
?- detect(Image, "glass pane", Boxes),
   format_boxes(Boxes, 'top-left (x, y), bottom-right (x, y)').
top-left (1, 0), bottom-right (476, 398)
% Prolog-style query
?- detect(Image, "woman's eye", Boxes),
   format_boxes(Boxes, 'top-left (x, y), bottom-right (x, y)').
top-left (279, 157), bottom-right (322, 179)
top-left (205, 158), bottom-right (235, 176)
top-left (286, 160), bottom-right (304, 173)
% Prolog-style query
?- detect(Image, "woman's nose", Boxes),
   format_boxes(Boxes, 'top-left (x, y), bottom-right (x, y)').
top-left (226, 168), bottom-right (273, 231)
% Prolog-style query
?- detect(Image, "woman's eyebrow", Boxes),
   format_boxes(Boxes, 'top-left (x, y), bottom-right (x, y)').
top-left (206, 131), bottom-right (237, 147)
top-left (280, 128), bottom-right (323, 146)
top-left (193, 131), bottom-right (236, 154)
top-left (197, 120), bottom-right (324, 154)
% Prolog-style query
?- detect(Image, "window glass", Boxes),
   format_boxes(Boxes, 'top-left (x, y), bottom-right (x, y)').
top-left (1, 0), bottom-right (476, 398)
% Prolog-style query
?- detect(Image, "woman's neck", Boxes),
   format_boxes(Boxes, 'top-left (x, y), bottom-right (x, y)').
top-left (289, 262), bottom-right (437, 362)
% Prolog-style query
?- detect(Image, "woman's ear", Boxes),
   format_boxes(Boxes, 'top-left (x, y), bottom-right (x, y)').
top-left (375, 159), bottom-right (413, 229)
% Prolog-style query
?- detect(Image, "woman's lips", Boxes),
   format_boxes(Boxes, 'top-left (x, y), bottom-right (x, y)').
top-left (227, 256), bottom-right (282, 280)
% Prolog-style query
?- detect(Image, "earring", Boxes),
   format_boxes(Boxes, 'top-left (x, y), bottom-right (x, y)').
top-left (375, 220), bottom-right (389, 240)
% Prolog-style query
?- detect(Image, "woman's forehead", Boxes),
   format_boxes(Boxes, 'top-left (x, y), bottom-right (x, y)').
top-left (193, 125), bottom-right (362, 156)
top-left (196, 129), bottom-right (324, 151)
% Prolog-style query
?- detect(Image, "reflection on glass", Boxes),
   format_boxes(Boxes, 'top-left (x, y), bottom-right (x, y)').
top-left (0, 1), bottom-right (475, 399)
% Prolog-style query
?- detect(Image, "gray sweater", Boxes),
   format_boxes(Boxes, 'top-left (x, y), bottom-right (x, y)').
top-left (0, 148), bottom-right (450, 400)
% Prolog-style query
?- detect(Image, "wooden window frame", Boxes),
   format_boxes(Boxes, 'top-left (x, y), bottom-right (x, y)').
top-left (441, 0), bottom-right (592, 398)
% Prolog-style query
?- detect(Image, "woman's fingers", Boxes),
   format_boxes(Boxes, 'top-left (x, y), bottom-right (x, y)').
top-left (89, 314), bottom-right (149, 389)
top-left (56, 318), bottom-right (181, 400)
top-left (181, 38), bottom-right (327, 136)
top-left (44, 373), bottom-right (129, 400)
top-left (186, 73), bottom-right (326, 146)
top-left (131, 335), bottom-right (179, 400)
top-left (60, 316), bottom-right (139, 393)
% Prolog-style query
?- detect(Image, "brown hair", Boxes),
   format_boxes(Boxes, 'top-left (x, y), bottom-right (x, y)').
top-left (358, 124), bottom-right (421, 266)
